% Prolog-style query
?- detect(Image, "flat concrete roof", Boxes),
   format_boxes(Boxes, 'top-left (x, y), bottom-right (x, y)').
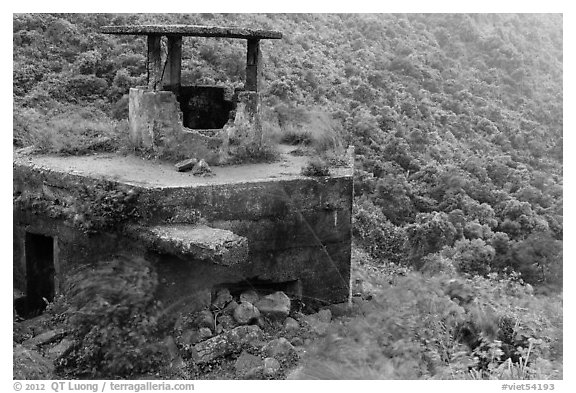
top-left (13, 146), bottom-right (352, 189)
top-left (101, 24), bottom-right (282, 39)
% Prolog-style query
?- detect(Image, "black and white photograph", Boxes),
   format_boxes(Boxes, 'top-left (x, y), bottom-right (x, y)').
top-left (9, 7), bottom-right (566, 388)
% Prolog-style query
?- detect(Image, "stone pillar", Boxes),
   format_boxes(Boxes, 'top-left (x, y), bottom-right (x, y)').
top-left (164, 35), bottom-right (182, 93)
top-left (147, 35), bottom-right (162, 90)
top-left (245, 38), bottom-right (261, 92)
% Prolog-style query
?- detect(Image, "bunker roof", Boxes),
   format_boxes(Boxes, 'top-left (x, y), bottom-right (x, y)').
top-left (100, 24), bottom-right (282, 40)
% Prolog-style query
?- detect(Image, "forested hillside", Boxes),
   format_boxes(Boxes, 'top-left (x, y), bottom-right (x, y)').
top-left (13, 13), bottom-right (563, 380)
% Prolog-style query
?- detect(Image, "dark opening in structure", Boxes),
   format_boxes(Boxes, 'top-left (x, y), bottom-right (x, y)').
top-left (178, 86), bottom-right (236, 129)
top-left (21, 232), bottom-right (55, 318)
top-left (213, 278), bottom-right (302, 301)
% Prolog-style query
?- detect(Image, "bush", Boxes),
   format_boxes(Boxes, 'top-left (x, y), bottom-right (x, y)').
top-left (353, 196), bottom-right (408, 264)
top-left (293, 271), bottom-right (562, 380)
top-left (57, 256), bottom-right (168, 378)
top-left (301, 157), bottom-right (330, 176)
top-left (446, 238), bottom-right (496, 276)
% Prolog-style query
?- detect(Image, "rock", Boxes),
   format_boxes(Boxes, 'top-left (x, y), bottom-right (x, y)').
top-left (175, 158), bottom-right (198, 172)
top-left (13, 343), bottom-right (54, 380)
top-left (263, 357), bottom-right (281, 376)
top-left (240, 290), bottom-right (259, 304)
top-left (192, 159), bottom-right (214, 177)
top-left (317, 309), bottom-right (332, 323)
top-left (218, 314), bottom-right (237, 330)
top-left (22, 329), bottom-right (66, 349)
top-left (215, 324), bottom-right (224, 334)
top-left (234, 350), bottom-right (264, 377)
top-left (255, 291), bottom-right (291, 320)
top-left (194, 310), bottom-right (215, 330)
top-left (194, 325), bottom-right (263, 364)
top-left (233, 301), bottom-right (261, 325)
top-left (289, 336), bottom-right (304, 347)
top-left (223, 300), bottom-right (239, 315)
top-left (212, 288), bottom-right (233, 309)
top-left (262, 337), bottom-right (296, 360)
top-left (283, 317), bottom-right (299, 332)
top-left (46, 338), bottom-right (74, 360)
top-left (198, 327), bottom-right (212, 341)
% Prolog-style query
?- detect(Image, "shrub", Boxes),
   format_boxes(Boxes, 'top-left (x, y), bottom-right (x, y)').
top-left (353, 196), bottom-right (408, 264)
top-left (446, 238), bottom-right (495, 276)
top-left (57, 256), bottom-right (168, 378)
top-left (301, 157), bottom-right (330, 176)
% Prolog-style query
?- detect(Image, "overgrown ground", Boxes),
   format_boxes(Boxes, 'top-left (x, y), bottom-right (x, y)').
top-left (13, 245), bottom-right (562, 380)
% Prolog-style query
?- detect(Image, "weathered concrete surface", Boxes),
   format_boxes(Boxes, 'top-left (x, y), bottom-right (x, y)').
top-left (13, 147), bottom-right (353, 309)
top-left (128, 87), bottom-right (223, 162)
top-left (128, 224), bottom-right (248, 266)
top-left (101, 25), bottom-right (282, 39)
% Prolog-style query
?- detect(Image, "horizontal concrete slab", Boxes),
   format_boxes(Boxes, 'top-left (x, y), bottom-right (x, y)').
top-left (13, 146), bottom-right (352, 190)
top-left (101, 25), bottom-right (282, 39)
top-left (128, 224), bottom-right (248, 266)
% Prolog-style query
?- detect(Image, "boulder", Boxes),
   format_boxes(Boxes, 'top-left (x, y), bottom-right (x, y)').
top-left (234, 350), bottom-right (264, 377)
top-left (194, 325), bottom-right (263, 364)
top-left (212, 288), bottom-right (233, 309)
top-left (198, 327), bottom-right (212, 341)
top-left (223, 300), bottom-right (239, 315)
top-left (218, 314), bottom-right (237, 330)
top-left (240, 290), bottom-right (259, 304)
top-left (233, 301), bottom-right (261, 325)
top-left (263, 357), bottom-right (281, 376)
top-left (262, 337), bottom-right (296, 360)
top-left (283, 317), bottom-right (300, 332)
top-left (255, 291), bottom-right (291, 320)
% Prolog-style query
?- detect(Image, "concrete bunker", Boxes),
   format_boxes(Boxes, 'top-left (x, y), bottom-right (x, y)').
top-left (13, 24), bottom-right (353, 319)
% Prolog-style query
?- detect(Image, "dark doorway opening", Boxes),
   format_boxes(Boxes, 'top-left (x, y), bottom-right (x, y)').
top-left (21, 233), bottom-right (55, 318)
